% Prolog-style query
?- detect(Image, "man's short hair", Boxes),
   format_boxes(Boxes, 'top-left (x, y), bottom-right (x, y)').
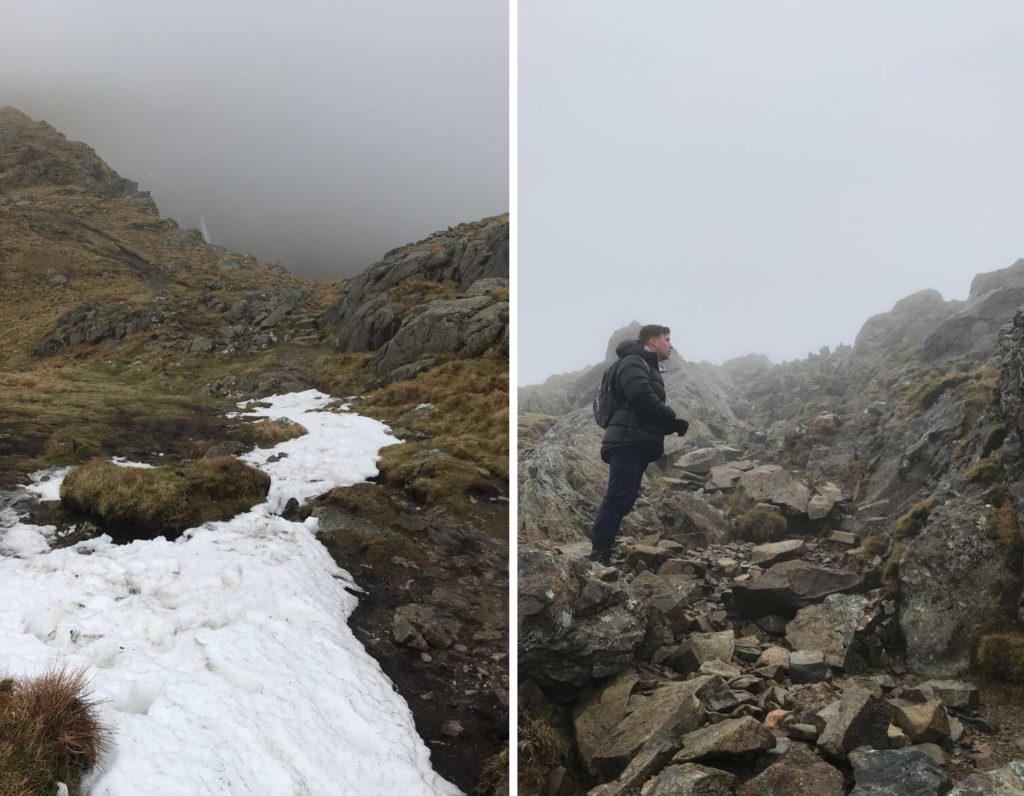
top-left (638, 324), bottom-right (670, 344)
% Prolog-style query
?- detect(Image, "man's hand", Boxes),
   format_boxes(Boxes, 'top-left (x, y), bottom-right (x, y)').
top-left (673, 418), bottom-right (690, 437)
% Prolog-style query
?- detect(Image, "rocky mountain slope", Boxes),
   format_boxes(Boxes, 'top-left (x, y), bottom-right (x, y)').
top-left (519, 259), bottom-right (1024, 793)
top-left (0, 107), bottom-right (508, 794)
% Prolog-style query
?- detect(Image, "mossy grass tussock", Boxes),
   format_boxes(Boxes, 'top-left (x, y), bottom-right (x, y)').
top-left (518, 700), bottom-right (571, 796)
top-left (906, 372), bottom-right (971, 411)
top-left (387, 279), bottom-right (460, 313)
top-left (362, 357), bottom-right (508, 509)
top-left (963, 457), bottom-right (1003, 486)
top-left (891, 496), bottom-right (939, 539)
top-left (982, 421), bottom-right (1010, 457)
top-left (736, 508), bottom-right (787, 543)
top-left (60, 457), bottom-right (270, 539)
top-left (0, 667), bottom-right (108, 796)
top-left (241, 417), bottom-right (308, 447)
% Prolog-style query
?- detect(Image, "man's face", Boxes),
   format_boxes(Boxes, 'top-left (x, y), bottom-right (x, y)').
top-left (648, 333), bottom-right (673, 361)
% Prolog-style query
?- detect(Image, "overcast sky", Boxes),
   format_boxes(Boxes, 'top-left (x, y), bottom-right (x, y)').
top-left (0, 0), bottom-right (507, 278)
top-left (519, 1), bottom-right (1024, 384)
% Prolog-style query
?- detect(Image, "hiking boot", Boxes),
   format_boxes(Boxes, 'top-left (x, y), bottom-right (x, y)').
top-left (588, 547), bottom-right (613, 566)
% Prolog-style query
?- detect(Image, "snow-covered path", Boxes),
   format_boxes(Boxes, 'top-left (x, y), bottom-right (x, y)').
top-left (0, 390), bottom-right (460, 795)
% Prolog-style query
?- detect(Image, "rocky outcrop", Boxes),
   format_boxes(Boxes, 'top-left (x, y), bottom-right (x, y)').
top-left (323, 215), bottom-right (509, 378)
top-left (848, 746), bottom-right (952, 795)
top-left (517, 527), bottom-right (998, 793)
top-left (0, 106), bottom-right (140, 198)
top-left (369, 279), bottom-right (508, 375)
top-left (519, 548), bottom-right (647, 691)
top-left (729, 560), bottom-right (863, 619)
top-left (34, 300), bottom-right (166, 354)
top-left (854, 289), bottom-right (959, 356)
top-left (899, 497), bottom-right (1010, 676)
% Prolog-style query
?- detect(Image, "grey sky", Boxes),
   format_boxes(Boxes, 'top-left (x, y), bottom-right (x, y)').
top-left (1, 0), bottom-right (507, 278)
top-left (519, 1), bottom-right (1024, 384)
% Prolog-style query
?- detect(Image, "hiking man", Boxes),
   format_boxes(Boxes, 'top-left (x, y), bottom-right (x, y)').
top-left (589, 324), bottom-right (689, 564)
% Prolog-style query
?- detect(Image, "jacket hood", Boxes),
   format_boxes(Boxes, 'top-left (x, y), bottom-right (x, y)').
top-left (615, 340), bottom-right (647, 359)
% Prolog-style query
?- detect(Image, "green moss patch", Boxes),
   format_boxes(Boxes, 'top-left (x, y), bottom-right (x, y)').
top-left (909, 373), bottom-right (971, 411)
top-left (60, 456), bottom-right (270, 539)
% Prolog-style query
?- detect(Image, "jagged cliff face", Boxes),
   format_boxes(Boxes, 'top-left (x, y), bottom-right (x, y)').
top-left (520, 260), bottom-right (1024, 679)
top-left (322, 214), bottom-right (509, 382)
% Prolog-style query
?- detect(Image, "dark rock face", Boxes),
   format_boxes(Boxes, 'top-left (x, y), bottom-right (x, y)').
top-left (323, 215), bottom-right (509, 377)
top-left (34, 300), bottom-right (165, 354)
top-left (816, 685), bottom-right (892, 760)
top-left (638, 764), bottom-right (735, 796)
top-left (849, 746), bottom-right (953, 796)
top-left (369, 283), bottom-right (508, 375)
top-left (899, 498), bottom-right (1009, 677)
top-left (736, 743), bottom-right (845, 796)
top-left (729, 560), bottom-right (863, 619)
top-left (670, 716), bottom-right (776, 764)
top-left (518, 549), bottom-right (647, 691)
top-left (576, 676), bottom-right (710, 779)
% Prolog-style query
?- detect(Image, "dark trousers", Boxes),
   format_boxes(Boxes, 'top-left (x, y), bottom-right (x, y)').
top-left (590, 446), bottom-right (649, 551)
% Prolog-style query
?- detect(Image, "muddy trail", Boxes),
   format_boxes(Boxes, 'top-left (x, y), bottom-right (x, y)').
top-left (314, 485), bottom-right (509, 794)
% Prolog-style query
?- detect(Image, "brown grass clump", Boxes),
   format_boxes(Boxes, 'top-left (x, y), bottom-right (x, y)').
top-left (487, 286), bottom-right (510, 303)
top-left (860, 535), bottom-right (887, 556)
top-left (363, 358), bottom-right (508, 508)
top-left (908, 373), bottom-right (971, 411)
top-left (0, 667), bottom-right (108, 795)
top-left (60, 457), bottom-right (270, 538)
top-left (974, 632), bottom-right (1024, 685)
top-left (388, 279), bottom-right (460, 312)
top-left (309, 352), bottom-right (374, 397)
top-left (982, 422), bottom-right (1010, 458)
top-left (736, 509), bottom-right (787, 543)
top-left (517, 413), bottom-right (558, 459)
top-left (881, 543), bottom-right (906, 596)
top-left (963, 458), bottom-right (1003, 486)
top-left (243, 418), bottom-right (307, 447)
top-left (983, 485), bottom-right (1023, 571)
top-left (892, 497), bottom-right (938, 539)
top-left (477, 745), bottom-right (510, 796)
top-left (518, 703), bottom-right (570, 795)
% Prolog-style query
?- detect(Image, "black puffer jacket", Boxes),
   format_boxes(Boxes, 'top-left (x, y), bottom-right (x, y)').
top-left (600, 340), bottom-right (679, 463)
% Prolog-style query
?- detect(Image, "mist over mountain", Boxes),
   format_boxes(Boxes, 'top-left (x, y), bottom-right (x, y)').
top-left (0, 0), bottom-right (508, 279)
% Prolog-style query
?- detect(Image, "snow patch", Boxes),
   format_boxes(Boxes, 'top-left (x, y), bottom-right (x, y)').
top-left (0, 390), bottom-right (458, 795)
